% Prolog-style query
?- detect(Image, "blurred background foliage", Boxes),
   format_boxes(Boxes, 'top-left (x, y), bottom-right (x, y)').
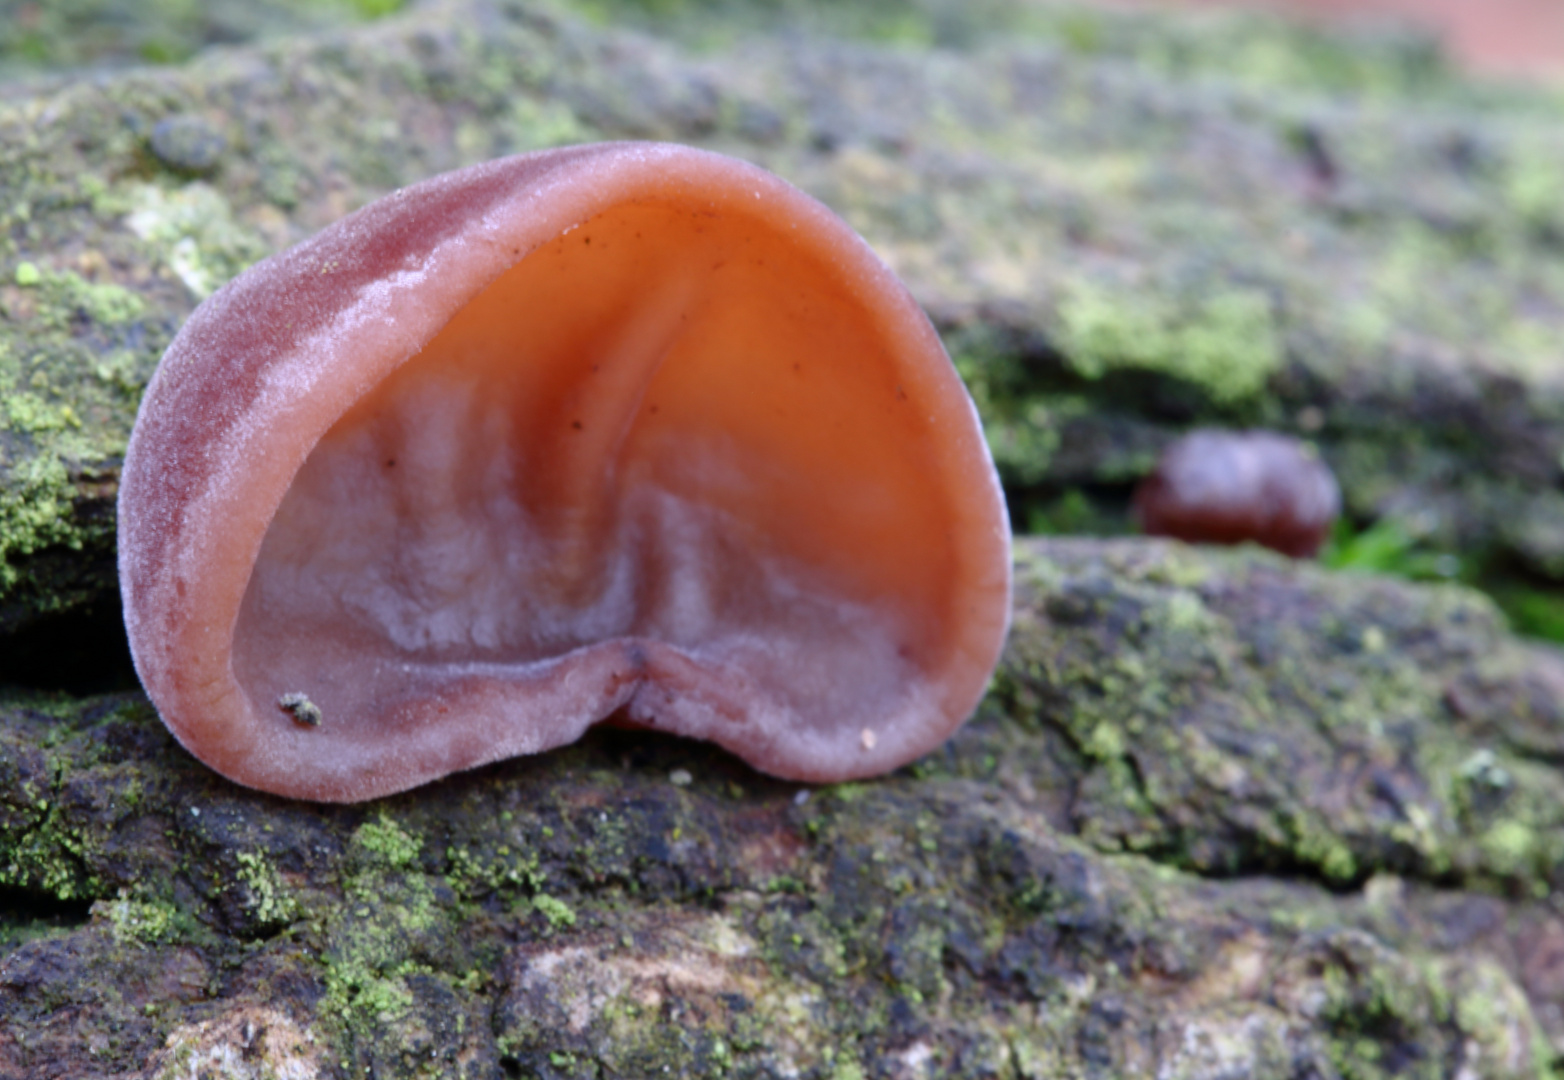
top-left (0, 0), bottom-right (405, 76)
top-left (3, 0), bottom-right (1544, 109)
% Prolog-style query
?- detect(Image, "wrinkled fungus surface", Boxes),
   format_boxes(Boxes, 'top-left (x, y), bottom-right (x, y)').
top-left (118, 143), bottom-right (1012, 802)
top-left (1134, 428), bottom-right (1340, 558)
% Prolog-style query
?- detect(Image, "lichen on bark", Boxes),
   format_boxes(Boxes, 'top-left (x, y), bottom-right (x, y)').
top-left (3, 539), bottom-right (1564, 1077)
top-left (8, 1), bottom-right (1564, 1076)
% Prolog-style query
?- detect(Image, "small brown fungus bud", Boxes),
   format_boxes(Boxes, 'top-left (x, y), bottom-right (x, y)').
top-left (1134, 429), bottom-right (1340, 558)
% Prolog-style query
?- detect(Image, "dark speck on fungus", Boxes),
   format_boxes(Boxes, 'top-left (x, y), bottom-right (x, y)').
top-left (118, 142), bottom-right (1012, 803)
top-left (1134, 428), bottom-right (1340, 558)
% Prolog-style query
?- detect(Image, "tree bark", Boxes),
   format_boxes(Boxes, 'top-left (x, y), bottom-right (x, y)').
top-left (3, 537), bottom-right (1564, 1077)
top-left (5, 2), bottom-right (1564, 1076)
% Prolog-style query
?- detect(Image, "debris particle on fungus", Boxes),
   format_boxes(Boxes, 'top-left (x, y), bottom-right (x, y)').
top-left (277, 693), bottom-right (323, 728)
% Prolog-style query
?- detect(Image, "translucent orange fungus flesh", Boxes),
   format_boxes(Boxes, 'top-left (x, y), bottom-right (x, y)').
top-left (118, 143), bottom-right (1011, 802)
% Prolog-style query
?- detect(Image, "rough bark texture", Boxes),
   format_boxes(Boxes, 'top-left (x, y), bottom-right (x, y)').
top-left (6, 537), bottom-right (1564, 1078)
top-left (4, 0), bottom-right (1564, 634)
top-left (8, 2), bottom-right (1564, 1077)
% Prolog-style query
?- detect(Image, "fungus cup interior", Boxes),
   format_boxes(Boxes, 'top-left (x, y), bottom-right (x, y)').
top-left (121, 144), bottom-right (1010, 802)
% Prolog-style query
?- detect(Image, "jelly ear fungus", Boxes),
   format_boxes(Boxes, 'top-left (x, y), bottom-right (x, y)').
top-left (118, 142), bottom-right (1011, 803)
top-left (1135, 429), bottom-right (1340, 558)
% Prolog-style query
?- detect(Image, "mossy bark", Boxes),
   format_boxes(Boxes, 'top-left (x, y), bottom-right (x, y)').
top-left (5, 0), bottom-right (1564, 632)
top-left (8, 1), bottom-right (1564, 1076)
top-left (5, 537), bottom-right (1564, 1077)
